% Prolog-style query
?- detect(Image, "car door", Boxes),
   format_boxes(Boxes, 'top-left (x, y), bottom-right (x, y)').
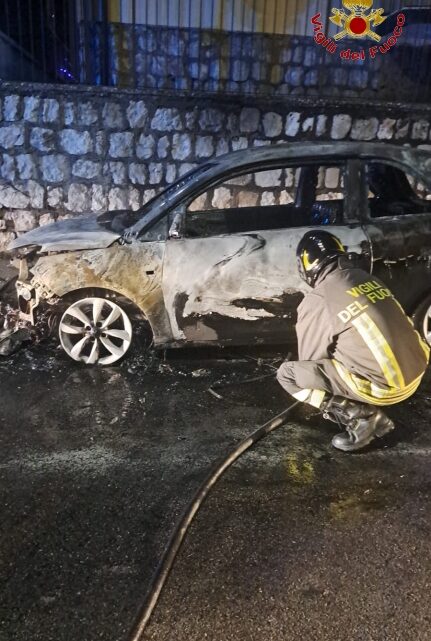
top-left (361, 159), bottom-right (431, 312)
top-left (161, 160), bottom-right (370, 345)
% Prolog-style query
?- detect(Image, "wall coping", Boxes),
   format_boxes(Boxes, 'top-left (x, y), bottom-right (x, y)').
top-left (2, 80), bottom-right (431, 116)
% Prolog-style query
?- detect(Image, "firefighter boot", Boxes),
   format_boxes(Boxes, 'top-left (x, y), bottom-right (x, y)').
top-left (321, 396), bottom-right (395, 452)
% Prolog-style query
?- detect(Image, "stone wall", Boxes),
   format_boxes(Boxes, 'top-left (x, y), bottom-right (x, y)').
top-left (1, 81), bottom-right (431, 252)
top-left (88, 23), bottom-right (431, 103)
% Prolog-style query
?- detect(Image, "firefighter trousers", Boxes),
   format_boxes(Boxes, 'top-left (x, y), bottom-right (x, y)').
top-left (277, 358), bottom-right (366, 408)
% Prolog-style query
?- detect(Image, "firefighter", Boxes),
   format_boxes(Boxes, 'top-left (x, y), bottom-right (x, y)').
top-left (277, 230), bottom-right (429, 452)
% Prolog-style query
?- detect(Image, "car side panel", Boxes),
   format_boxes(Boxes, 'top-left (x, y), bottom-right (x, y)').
top-left (365, 214), bottom-right (431, 312)
top-left (162, 225), bottom-right (368, 345)
top-left (29, 241), bottom-right (174, 344)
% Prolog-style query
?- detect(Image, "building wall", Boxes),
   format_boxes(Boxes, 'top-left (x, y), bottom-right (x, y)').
top-left (0, 81), bottom-right (431, 252)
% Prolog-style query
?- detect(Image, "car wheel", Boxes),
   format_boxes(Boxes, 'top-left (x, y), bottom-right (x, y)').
top-left (412, 294), bottom-right (431, 346)
top-left (59, 296), bottom-right (133, 365)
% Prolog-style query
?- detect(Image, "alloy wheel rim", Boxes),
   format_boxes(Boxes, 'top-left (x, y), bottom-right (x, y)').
top-left (59, 297), bottom-right (133, 365)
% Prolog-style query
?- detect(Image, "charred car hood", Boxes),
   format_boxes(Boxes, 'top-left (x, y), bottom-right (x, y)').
top-left (9, 214), bottom-right (121, 253)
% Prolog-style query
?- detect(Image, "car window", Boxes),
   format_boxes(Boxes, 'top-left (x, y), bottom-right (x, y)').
top-left (365, 161), bottom-right (431, 218)
top-left (185, 163), bottom-right (346, 238)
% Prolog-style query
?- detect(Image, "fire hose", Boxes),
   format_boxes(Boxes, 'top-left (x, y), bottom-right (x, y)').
top-left (127, 400), bottom-right (300, 641)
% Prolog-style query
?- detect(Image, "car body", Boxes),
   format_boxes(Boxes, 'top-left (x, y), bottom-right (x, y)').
top-left (8, 141), bottom-right (431, 365)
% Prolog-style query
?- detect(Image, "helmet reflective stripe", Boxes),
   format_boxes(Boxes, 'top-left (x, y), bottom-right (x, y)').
top-left (302, 250), bottom-right (319, 272)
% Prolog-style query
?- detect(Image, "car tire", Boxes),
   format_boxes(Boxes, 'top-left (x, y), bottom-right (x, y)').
top-left (58, 291), bottom-right (148, 366)
top-left (412, 293), bottom-right (431, 346)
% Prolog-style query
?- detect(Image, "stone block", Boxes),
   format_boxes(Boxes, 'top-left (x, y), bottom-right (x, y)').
top-left (199, 109), bottom-right (225, 132)
top-left (0, 185), bottom-right (30, 208)
top-left (304, 69), bottom-right (318, 87)
top-left (5, 210), bottom-right (37, 231)
top-left (72, 159), bottom-right (101, 179)
top-left (91, 184), bottom-right (107, 212)
top-left (395, 119), bottom-right (409, 139)
top-left (109, 132), bottom-right (133, 158)
top-left (95, 131), bottom-right (106, 156)
top-left (59, 129), bottom-right (92, 155)
top-left (1, 154), bottom-right (16, 181)
top-left (4, 95), bottom-right (21, 121)
top-left (78, 102), bottom-right (99, 126)
top-left (41, 155), bottom-right (69, 183)
top-left (108, 187), bottom-right (129, 210)
top-left (102, 103), bottom-right (125, 128)
top-left (261, 191), bottom-right (275, 206)
top-left (377, 118), bottom-right (396, 140)
top-left (129, 186), bottom-right (141, 211)
top-left (149, 163), bottom-right (163, 185)
top-left (232, 60), bottom-right (250, 82)
top-left (350, 118), bottom-right (379, 141)
top-left (157, 136), bottom-right (170, 159)
top-left (238, 191), bottom-right (258, 208)
top-left (30, 127), bottom-right (54, 152)
top-left (39, 212), bottom-right (56, 226)
top-left (42, 99), bottom-right (60, 123)
top-left (196, 136), bottom-right (214, 158)
top-left (255, 169), bottom-right (282, 188)
top-left (136, 134), bottom-right (155, 159)
top-left (212, 187), bottom-right (232, 209)
top-left (178, 163), bottom-right (197, 177)
top-left (151, 108), bottom-right (182, 131)
top-left (231, 137), bottom-right (248, 151)
top-left (129, 163), bottom-right (147, 185)
top-left (285, 67), bottom-right (304, 87)
top-left (27, 180), bottom-right (44, 209)
top-left (165, 164), bottom-right (177, 184)
top-left (412, 120), bottom-right (429, 141)
top-left (302, 117), bottom-right (314, 133)
top-left (172, 133), bottom-right (192, 160)
top-left (66, 184), bottom-right (92, 212)
top-left (316, 115), bottom-right (328, 137)
top-left (216, 139), bottom-right (229, 156)
top-left (349, 69), bottom-right (368, 90)
top-left (16, 154), bottom-right (37, 180)
top-left (0, 231), bottom-right (16, 252)
top-left (23, 96), bottom-right (40, 123)
top-left (64, 102), bottom-right (76, 126)
top-left (285, 112), bottom-right (301, 137)
top-left (240, 107), bottom-right (260, 134)
top-left (142, 189), bottom-right (157, 204)
top-left (47, 187), bottom-right (64, 207)
top-left (0, 125), bottom-right (24, 149)
top-left (105, 161), bottom-right (127, 185)
top-left (331, 114), bottom-right (352, 140)
top-left (127, 100), bottom-right (148, 128)
top-left (263, 112), bottom-right (282, 138)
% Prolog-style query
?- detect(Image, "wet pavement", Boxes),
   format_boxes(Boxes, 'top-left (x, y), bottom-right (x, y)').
top-left (1, 341), bottom-right (431, 641)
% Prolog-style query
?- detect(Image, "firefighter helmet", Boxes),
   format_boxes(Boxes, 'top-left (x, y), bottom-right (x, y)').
top-left (296, 230), bottom-right (346, 287)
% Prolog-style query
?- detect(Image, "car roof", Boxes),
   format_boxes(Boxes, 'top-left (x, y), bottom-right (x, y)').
top-left (127, 141), bottom-right (431, 236)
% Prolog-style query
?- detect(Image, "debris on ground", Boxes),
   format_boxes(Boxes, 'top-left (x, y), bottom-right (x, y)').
top-left (0, 327), bottom-right (32, 357)
top-left (0, 300), bottom-right (54, 358)
top-left (191, 368), bottom-right (210, 377)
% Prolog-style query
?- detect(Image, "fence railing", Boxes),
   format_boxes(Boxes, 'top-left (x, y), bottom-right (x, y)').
top-left (1, 0), bottom-right (431, 103)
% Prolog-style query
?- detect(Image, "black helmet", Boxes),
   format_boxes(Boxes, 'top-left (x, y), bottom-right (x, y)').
top-left (297, 230), bottom-right (346, 287)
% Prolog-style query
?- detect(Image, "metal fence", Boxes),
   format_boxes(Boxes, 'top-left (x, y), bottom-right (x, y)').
top-left (1, 0), bottom-right (431, 102)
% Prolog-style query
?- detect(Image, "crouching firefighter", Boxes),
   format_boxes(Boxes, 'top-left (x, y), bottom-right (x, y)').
top-left (277, 231), bottom-right (430, 452)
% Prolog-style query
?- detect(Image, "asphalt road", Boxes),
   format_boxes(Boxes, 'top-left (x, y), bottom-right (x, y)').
top-left (1, 342), bottom-right (431, 641)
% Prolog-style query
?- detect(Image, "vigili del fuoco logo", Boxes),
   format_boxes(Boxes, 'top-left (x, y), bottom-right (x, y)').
top-left (311, 1), bottom-right (405, 61)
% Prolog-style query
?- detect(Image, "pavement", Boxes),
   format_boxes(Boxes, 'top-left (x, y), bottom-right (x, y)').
top-left (1, 339), bottom-right (431, 641)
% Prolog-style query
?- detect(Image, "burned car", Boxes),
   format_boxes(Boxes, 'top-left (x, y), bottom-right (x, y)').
top-left (8, 142), bottom-right (431, 365)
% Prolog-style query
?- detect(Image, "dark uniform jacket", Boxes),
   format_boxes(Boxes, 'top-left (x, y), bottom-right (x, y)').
top-left (296, 257), bottom-right (429, 405)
